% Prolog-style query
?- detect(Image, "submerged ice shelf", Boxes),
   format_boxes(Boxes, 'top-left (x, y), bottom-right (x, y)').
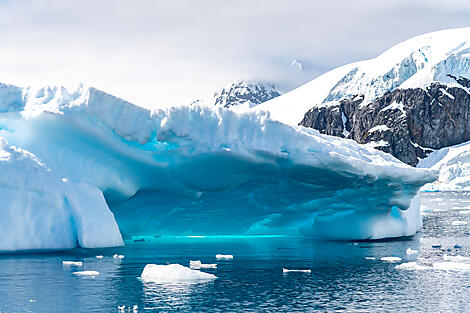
top-left (0, 83), bottom-right (437, 251)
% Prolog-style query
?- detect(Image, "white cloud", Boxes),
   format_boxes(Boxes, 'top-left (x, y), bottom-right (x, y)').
top-left (0, 0), bottom-right (468, 108)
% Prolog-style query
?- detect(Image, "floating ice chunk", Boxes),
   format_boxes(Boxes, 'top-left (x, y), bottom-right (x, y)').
top-left (433, 262), bottom-right (470, 271)
top-left (364, 257), bottom-right (376, 260)
top-left (395, 262), bottom-right (430, 270)
top-left (133, 305), bottom-right (138, 313)
top-left (282, 268), bottom-right (311, 273)
top-left (62, 261), bottom-right (83, 266)
top-left (381, 257), bottom-right (402, 262)
top-left (452, 221), bottom-right (467, 226)
top-left (216, 254), bottom-right (233, 260)
top-left (443, 254), bottom-right (470, 262)
top-left (141, 264), bottom-right (217, 282)
top-left (73, 270), bottom-right (99, 276)
top-left (406, 248), bottom-right (418, 255)
top-left (189, 260), bottom-right (217, 269)
top-left (29, 299), bottom-right (36, 303)
top-left (96, 255), bottom-right (104, 259)
top-left (459, 210), bottom-right (470, 215)
top-left (118, 305), bottom-right (125, 312)
top-left (113, 254), bottom-right (124, 259)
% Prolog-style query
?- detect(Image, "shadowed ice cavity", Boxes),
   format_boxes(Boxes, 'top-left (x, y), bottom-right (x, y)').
top-left (0, 90), bottom-right (435, 242)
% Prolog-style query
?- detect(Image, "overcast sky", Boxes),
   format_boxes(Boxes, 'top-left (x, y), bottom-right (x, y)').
top-left (0, 0), bottom-right (469, 108)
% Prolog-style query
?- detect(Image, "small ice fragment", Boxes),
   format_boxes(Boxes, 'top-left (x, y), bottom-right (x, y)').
top-left (118, 305), bottom-right (125, 312)
top-left (364, 257), bottom-right (376, 260)
top-left (452, 221), bottom-right (467, 226)
top-left (133, 305), bottom-right (138, 312)
top-left (113, 254), bottom-right (124, 259)
top-left (62, 261), bottom-right (83, 266)
top-left (96, 255), bottom-right (104, 259)
top-left (395, 262), bottom-right (429, 270)
top-left (189, 260), bottom-right (217, 269)
top-left (73, 270), bottom-right (99, 276)
top-left (380, 257), bottom-right (402, 262)
top-left (29, 299), bottom-right (36, 303)
top-left (353, 242), bottom-right (358, 246)
top-left (443, 254), bottom-right (470, 262)
top-left (216, 254), bottom-right (233, 260)
top-left (459, 210), bottom-right (470, 215)
top-left (141, 264), bottom-right (217, 282)
top-left (282, 268), bottom-right (311, 273)
top-left (406, 248), bottom-right (418, 255)
top-left (433, 262), bottom-right (470, 271)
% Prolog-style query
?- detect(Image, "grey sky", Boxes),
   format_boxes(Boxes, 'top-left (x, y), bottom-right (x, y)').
top-left (0, 0), bottom-right (469, 108)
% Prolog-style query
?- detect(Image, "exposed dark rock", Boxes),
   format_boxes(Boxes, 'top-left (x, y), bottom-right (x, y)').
top-left (300, 78), bottom-right (470, 166)
top-left (213, 81), bottom-right (281, 108)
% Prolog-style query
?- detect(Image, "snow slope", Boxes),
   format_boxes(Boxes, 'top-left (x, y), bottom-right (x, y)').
top-left (418, 141), bottom-right (470, 191)
top-left (0, 83), bottom-right (436, 248)
top-left (255, 27), bottom-right (470, 126)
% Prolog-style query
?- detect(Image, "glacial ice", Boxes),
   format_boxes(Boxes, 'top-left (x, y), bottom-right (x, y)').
top-left (141, 264), bottom-right (217, 282)
top-left (418, 140), bottom-right (470, 191)
top-left (282, 268), bottom-right (311, 273)
top-left (0, 83), bottom-right (436, 250)
top-left (406, 248), bottom-right (418, 255)
top-left (0, 136), bottom-right (123, 252)
top-left (189, 261), bottom-right (217, 269)
top-left (73, 270), bottom-right (100, 276)
top-left (62, 261), bottom-right (83, 267)
top-left (381, 257), bottom-right (402, 262)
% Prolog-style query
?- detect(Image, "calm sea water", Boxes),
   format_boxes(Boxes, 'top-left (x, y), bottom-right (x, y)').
top-left (1, 192), bottom-right (470, 312)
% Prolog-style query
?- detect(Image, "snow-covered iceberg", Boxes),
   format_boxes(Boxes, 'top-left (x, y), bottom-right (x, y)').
top-left (418, 141), bottom-right (470, 191)
top-left (0, 83), bottom-right (436, 250)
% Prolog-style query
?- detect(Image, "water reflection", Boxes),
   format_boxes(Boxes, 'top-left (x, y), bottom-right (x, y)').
top-left (141, 280), bottom-right (214, 310)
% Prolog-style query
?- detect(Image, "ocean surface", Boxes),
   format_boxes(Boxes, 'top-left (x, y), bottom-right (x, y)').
top-left (1, 191), bottom-right (470, 312)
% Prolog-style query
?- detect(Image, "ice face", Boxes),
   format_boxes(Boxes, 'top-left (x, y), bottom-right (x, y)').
top-left (0, 137), bottom-right (123, 252)
top-left (0, 84), bottom-right (437, 251)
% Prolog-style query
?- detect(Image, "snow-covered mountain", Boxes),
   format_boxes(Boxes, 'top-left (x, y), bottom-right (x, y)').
top-left (192, 80), bottom-right (281, 110)
top-left (255, 27), bottom-right (470, 166)
top-left (0, 82), bottom-right (435, 251)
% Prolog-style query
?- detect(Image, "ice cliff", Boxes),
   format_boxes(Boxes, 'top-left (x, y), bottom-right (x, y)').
top-left (0, 83), bottom-right (436, 251)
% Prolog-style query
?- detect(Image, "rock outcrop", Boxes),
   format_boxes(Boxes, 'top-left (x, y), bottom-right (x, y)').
top-left (300, 77), bottom-right (470, 166)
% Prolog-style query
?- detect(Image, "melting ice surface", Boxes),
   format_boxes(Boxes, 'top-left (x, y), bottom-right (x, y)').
top-left (0, 83), bottom-right (436, 251)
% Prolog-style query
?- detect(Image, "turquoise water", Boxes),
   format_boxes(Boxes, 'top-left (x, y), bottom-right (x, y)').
top-left (1, 192), bottom-right (470, 312)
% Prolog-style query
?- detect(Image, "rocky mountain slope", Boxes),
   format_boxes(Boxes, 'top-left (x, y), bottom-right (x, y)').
top-left (255, 27), bottom-right (470, 166)
top-left (192, 80), bottom-right (281, 110)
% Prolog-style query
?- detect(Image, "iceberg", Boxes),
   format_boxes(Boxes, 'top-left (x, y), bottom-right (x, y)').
top-left (73, 270), bottom-right (100, 276)
top-left (0, 83), bottom-right (436, 251)
top-left (141, 264), bottom-right (217, 282)
top-left (189, 261), bottom-right (217, 269)
top-left (0, 135), bottom-right (123, 252)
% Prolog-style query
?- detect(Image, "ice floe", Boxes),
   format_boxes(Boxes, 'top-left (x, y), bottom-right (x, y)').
top-left (189, 260), bottom-right (217, 269)
top-left (141, 264), bottom-right (217, 282)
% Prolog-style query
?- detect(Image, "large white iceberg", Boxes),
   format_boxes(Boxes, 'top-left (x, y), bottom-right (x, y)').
top-left (0, 83), bottom-right (436, 250)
